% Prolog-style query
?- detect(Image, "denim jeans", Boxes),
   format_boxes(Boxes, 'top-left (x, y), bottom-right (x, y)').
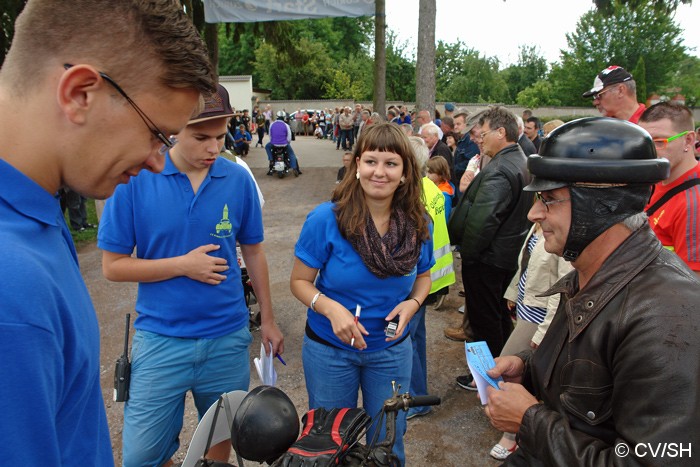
top-left (337, 128), bottom-right (354, 150)
top-left (302, 335), bottom-right (412, 465)
top-left (122, 327), bottom-right (252, 467)
top-left (408, 305), bottom-right (428, 404)
top-left (265, 142), bottom-right (299, 170)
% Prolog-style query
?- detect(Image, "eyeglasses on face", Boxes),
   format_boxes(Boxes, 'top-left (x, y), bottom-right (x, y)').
top-left (535, 192), bottom-right (570, 212)
top-left (63, 64), bottom-right (177, 155)
top-left (652, 130), bottom-right (690, 150)
top-left (592, 86), bottom-right (614, 101)
top-left (479, 128), bottom-right (500, 140)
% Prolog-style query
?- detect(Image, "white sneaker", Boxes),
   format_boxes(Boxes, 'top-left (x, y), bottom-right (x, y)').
top-left (489, 443), bottom-right (517, 460)
top-left (434, 295), bottom-right (446, 310)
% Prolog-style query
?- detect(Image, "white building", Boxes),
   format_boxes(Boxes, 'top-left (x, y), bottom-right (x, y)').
top-left (219, 75), bottom-right (271, 112)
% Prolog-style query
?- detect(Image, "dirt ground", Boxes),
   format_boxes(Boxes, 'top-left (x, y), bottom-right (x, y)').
top-left (81, 135), bottom-right (503, 466)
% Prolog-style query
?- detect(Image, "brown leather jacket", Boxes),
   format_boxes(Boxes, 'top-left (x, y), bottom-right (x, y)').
top-left (506, 224), bottom-right (700, 466)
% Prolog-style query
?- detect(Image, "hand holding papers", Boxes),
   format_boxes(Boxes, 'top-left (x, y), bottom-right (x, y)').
top-left (254, 342), bottom-right (278, 386)
top-left (465, 341), bottom-right (503, 404)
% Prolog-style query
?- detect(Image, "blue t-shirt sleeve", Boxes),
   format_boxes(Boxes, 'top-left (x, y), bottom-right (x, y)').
top-left (235, 165), bottom-right (264, 245)
top-left (294, 203), bottom-right (333, 269)
top-left (97, 183), bottom-right (136, 254)
top-left (418, 220), bottom-right (436, 274)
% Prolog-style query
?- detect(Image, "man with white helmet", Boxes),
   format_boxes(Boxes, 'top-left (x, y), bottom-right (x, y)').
top-left (266, 110), bottom-right (301, 176)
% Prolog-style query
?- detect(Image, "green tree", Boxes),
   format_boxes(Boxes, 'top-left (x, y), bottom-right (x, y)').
top-left (500, 46), bottom-right (549, 103)
top-left (435, 40), bottom-right (479, 99)
top-left (384, 31), bottom-right (416, 102)
top-left (594, 0), bottom-right (692, 14)
top-left (436, 45), bottom-right (506, 103)
top-left (631, 56), bottom-right (647, 104)
top-left (516, 80), bottom-right (562, 108)
top-left (551, 0), bottom-right (688, 106)
top-left (253, 37), bottom-right (334, 99)
top-left (322, 53), bottom-right (374, 100)
top-left (671, 55), bottom-right (700, 106)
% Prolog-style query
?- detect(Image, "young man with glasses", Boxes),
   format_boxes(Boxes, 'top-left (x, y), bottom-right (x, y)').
top-left (639, 102), bottom-right (700, 278)
top-left (98, 85), bottom-right (284, 467)
top-left (446, 107), bottom-right (534, 388)
top-left (582, 66), bottom-right (646, 123)
top-left (0, 1), bottom-right (215, 465)
top-left (484, 117), bottom-right (699, 466)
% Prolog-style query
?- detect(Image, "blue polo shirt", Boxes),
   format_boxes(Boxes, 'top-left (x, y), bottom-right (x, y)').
top-left (98, 155), bottom-right (263, 338)
top-left (295, 202), bottom-right (434, 351)
top-left (0, 160), bottom-right (112, 465)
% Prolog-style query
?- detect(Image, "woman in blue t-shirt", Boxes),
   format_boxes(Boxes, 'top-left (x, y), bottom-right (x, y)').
top-left (291, 123), bottom-right (435, 465)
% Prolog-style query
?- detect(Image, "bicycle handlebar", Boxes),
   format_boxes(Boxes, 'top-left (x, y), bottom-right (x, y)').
top-left (407, 395), bottom-right (441, 408)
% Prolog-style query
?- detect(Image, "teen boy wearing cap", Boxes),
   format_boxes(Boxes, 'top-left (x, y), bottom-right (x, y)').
top-left (582, 65), bottom-right (646, 123)
top-left (98, 84), bottom-right (284, 467)
top-left (485, 118), bottom-right (699, 466)
top-left (0, 1), bottom-right (215, 465)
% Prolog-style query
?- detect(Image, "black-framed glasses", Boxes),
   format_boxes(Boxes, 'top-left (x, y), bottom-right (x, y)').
top-left (652, 130), bottom-right (690, 150)
top-left (535, 192), bottom-right (570, 212)
top-left (64, 64), bottom-right (177, 155)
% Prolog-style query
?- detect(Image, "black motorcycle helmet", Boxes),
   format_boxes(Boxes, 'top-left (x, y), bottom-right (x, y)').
top-left (524, 117), bottom-right (669, 261)
top-left (230, 385), bottom-right (300, 463)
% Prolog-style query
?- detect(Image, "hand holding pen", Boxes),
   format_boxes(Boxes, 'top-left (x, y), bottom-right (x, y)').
top-left (350, 305), bottom-right (361, 347)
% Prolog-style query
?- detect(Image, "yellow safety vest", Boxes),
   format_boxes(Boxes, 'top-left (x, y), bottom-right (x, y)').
top-left (422, 178), bottom-right (456, 293)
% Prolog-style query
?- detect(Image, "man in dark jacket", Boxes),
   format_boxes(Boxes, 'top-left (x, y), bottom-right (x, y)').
top-left (420, 122), bottom-right (454, 180)
top-left (485, 117), bottom-right (699, 466)
top-left (452, 110), bottom-right (481, 194)
top-left (446, 107), bottom-right (533, 369)
top-left (516, 115), bottom-right (537, 156)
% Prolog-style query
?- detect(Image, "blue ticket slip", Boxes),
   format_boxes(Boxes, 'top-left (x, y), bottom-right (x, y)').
top-left (465, 341), bottom-right (504, 404)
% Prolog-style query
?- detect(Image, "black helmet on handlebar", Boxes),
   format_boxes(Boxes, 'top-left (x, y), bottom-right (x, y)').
top-left (231, 385), bottom-right (300, 463)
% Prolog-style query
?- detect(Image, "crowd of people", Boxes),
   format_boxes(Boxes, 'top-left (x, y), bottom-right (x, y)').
top-left (1, 1), bottom-right (699, 465)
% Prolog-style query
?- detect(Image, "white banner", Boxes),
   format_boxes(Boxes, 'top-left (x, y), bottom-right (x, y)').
top-left (203, 0), bottom-right (376, 23)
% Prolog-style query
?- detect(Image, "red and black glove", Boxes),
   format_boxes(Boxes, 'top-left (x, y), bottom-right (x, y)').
top-left (272, 407), bottom-right (371, 467)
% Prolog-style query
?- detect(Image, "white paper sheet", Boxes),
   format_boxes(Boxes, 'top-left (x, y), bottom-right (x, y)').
top-left (254, 341), bottom-right (277, 386)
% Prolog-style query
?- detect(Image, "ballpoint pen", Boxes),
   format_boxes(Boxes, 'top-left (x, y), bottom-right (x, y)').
top-left (275, 354), bottom-right (287, 366)
top-left (350, 304), bottom-right (361, 347)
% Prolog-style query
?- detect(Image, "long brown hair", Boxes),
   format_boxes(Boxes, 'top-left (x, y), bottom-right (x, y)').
top-left (332, 123), bottom-right (430, 241)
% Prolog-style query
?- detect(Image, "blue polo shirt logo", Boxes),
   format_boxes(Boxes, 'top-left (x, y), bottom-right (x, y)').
top-left (212, 204), bottom-right (233, 238)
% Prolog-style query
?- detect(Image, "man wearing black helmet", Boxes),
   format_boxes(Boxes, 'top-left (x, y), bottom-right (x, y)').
top-left (484, 117), bottom-right (700, 466)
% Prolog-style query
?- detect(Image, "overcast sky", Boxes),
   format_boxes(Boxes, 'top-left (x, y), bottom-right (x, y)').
top-left (384, 0), bottom-right (700, 67)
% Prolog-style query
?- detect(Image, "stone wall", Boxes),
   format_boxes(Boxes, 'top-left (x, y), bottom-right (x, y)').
top-left (257, 100), bottom-right (700, 121)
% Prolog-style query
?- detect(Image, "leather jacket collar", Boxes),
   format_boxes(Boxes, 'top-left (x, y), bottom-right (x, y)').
top-left (542, 224), bottom-right (662, 341)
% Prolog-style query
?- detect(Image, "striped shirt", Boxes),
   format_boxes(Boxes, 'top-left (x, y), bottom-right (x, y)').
top-left (516, 234), bottom-right (548, 323)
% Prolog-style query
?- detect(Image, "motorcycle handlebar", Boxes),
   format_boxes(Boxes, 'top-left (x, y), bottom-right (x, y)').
top-left (407, 395), bottom-right (441, 408)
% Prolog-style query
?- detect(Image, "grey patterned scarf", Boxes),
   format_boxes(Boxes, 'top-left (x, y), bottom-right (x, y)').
top-left (348, 209), bottom-right (421, 279)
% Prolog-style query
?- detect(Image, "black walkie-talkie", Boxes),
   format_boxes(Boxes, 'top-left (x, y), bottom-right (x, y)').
top-left (113, 313), bottom-right (131, 402)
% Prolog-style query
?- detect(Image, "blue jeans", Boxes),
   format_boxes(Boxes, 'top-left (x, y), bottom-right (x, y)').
top-left (122, 327), bottom-right (252, 467)
top-left (302, 336), bottom-right (412, 466)
top-left (337, 128), bottom-right (354, 150)
top-left (409, 305), bottom-right (428, 402)
top-left (265, 142), bottom-right (299, 170)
